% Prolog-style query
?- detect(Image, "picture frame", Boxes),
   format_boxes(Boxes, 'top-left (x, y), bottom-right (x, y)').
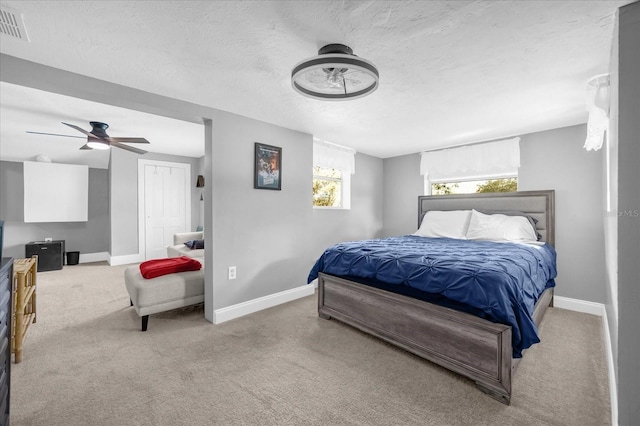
top-left (254, 142), bottom-right (282, 190)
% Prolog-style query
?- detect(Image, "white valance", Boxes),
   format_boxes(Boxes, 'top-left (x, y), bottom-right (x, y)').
top-left (313, 139), bottom-right (356, 174)
top-left (584, 74), bottom-right (610, 151)
top-left (420, 137), bottom-right (520, 181)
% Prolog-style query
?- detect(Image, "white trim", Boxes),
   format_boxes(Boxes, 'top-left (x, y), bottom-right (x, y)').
top-left (78, 252), bottom-right (109, 264)
top-left (601, 307), bottom-right (618, 426)
top-left (213, 284), bottom-right (315, 324)
top-left (428, 172), bottom-right (518, 185)
top-left (553, 296), bottom-right (617, 425)
top-left (553, 296), bottom-right (604, 317)
top-left (108, 253), bottom-right (143, 266)
top-left (553, 296), bottom-right (604, 316)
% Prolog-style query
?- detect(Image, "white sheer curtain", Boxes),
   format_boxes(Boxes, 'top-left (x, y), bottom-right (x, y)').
top-left (420, 137), bottom-right (520, 181)
top-left (313, 139), bottom-right (356, 174)
top-left (584, 74), bottom-right (610, 152)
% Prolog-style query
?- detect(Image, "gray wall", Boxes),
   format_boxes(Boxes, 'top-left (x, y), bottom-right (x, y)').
top-left (381, 124), bottom-right (607, 304)
top-left (382, 153), bottom-right (423, 238)
top-left (207, 110), bottom-right (384, 309)
top-left (0, 160), bottom-right (109, 258)
top-left (109, 149), bottom-right (139, 257)
top-left (518, 124), bottom-right (606, 303)
top-left (613, 3), bottom-right (640, 424)
top-left (311, 152), bottom-right (384, 253)
top-left (208, 109), bottom-right (314, 309)
top-left (109, 149), bottom-right (203, 257)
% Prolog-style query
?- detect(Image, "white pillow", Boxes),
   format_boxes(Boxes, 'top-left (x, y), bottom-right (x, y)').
top-left (465, 209), bottom-right (538, 242)
top-left (414, 210), bottom-right (472, 239)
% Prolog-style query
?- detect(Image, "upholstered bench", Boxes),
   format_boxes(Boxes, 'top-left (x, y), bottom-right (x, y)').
top-left (124, 259), bottom-right (204, 331)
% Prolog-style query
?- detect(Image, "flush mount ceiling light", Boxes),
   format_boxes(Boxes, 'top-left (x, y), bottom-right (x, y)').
top-left (86, 137), bottom-right (111, 150)
top-left (291, 44), bottom-right (379, 101)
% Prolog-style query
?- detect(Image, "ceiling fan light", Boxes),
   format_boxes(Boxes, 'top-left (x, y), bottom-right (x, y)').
top-left (86, 139), bottom-right (110, 150)
top-left (291, 44), bottom-right (379, 101)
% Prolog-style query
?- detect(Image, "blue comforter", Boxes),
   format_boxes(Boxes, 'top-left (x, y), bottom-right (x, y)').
top-left (308, 236), bottom-right (557, 358)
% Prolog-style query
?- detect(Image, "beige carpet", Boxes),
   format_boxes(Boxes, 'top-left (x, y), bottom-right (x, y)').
top-left (10, 262), bottom-right (610, 425)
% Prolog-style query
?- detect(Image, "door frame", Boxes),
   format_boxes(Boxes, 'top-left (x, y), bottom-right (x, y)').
top-left (137, 159), bottom-right (192, 260)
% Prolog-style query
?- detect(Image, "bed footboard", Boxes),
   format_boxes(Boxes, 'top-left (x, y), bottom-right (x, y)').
top-left (318, 273), bottom-right (515, 404)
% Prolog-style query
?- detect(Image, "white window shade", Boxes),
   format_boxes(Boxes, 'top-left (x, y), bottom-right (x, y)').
top-left (420, 137), bottom-right (520, 181)
top-left (313, 139), bottom-right (356, 174)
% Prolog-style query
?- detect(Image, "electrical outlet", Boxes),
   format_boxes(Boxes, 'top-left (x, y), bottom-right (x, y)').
top-left (44, 237), bottom-right (52, 242)
top-left (228, 266), bottom-right (237, 280)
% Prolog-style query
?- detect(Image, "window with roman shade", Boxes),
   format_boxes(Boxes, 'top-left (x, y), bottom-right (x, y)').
top-left (420, 137), bottom-right (521, 195)
top-left (420, 137), bottom-right (520, 181)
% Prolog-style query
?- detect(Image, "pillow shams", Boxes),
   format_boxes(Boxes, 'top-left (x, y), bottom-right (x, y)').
top-left (465, 209), bottom-right (538, 242)
top-left (479, 209), bottom-right (541, 240)
top-left (414, 210), bottom-right (472, 239)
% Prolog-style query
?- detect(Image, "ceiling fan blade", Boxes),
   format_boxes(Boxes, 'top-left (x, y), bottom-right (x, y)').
top-left (26, 131), bottom-right (86, 139)
top-left (111, 141), bottom-right (148, 155)
top-left (62, 122), bottom-right (94, 137)
top-left (107, 137), bottom-right (150, 144)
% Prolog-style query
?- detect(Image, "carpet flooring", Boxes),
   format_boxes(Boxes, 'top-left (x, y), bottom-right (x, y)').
top-left (10, 262), bottom-right (610, 425)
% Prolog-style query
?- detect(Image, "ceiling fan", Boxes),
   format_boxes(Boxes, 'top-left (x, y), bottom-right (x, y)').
top-left (27, 121), bottom-right (150, 154)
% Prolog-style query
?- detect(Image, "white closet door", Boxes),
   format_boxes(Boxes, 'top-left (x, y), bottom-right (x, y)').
top-left (144, 164), bottom-right (187, 260)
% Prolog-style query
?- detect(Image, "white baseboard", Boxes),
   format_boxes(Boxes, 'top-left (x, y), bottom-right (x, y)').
top-left (553, 296), bottom-right (604, 316)
top-left (601, 306), bottom-right (618, 426)
top-left (109, 253), bottom-right (143, 266)
top-left (78, 252), bottom-right (109, 264)
top-left (213, 284), bottom-right (315, 324)
top-left (553, 296), bottom-right (617, 426)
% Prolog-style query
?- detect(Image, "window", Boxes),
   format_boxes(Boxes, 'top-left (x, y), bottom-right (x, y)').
top-left (313, 167), bottom-right (344, 207)
top-left (420, 137), bottom-right (521, 196)
top-left (431, 177), bottom-right (518, 195)
top-left (313, 139), bottom-right (355, 209)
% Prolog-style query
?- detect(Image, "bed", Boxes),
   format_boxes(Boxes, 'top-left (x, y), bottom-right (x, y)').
top-left (308, 190), bottom-right (556, 405)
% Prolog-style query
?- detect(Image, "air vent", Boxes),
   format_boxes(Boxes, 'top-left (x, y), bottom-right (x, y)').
top-left (0, 5), bottom-right (30, 42)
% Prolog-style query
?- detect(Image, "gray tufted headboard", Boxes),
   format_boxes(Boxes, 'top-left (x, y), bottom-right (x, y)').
top-left (418, 190), bottom-right (555, 246)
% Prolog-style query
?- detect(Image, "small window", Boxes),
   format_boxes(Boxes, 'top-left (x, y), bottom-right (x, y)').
top-left (430, 177), bottom-right (518, 195)
top-left (313, 166), bottom-right (350, 208)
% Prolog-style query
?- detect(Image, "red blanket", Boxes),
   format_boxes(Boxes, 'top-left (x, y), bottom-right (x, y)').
top-left (139, 256), bottom-right (202, 279)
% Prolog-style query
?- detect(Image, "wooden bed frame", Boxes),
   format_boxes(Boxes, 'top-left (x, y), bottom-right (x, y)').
top-left (317, 190), bottom-right (555, 405)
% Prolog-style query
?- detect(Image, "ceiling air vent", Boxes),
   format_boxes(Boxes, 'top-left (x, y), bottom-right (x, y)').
top-left (0, 5), bottom-right (30, 42)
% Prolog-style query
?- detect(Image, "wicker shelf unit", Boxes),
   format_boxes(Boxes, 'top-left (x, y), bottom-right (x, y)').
top-left (12, 256), bottom-right (37, 364)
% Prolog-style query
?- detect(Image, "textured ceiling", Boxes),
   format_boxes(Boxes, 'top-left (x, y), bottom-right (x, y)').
top-left (0, 0), bottom-right (632, 166)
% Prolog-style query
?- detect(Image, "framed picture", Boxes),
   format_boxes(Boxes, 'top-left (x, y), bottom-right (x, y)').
top-left (254, 142), bottom-right (282, 190)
